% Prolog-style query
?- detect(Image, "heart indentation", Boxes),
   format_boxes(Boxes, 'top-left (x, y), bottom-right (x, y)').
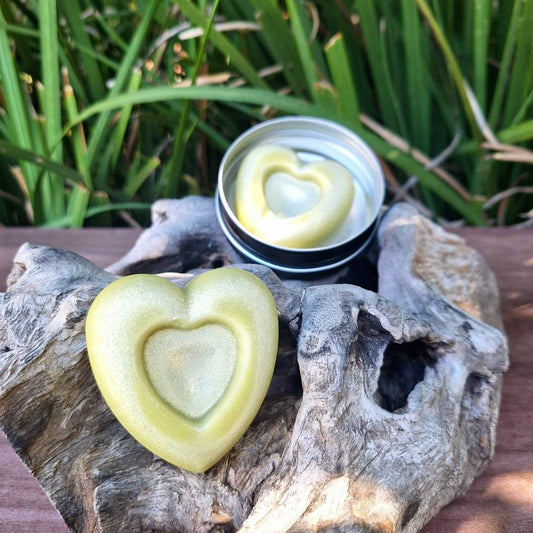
top-left (144, 325), bottom-right (236, 420)
top-left (264, 172), bottom-right (321, 217)
top-left (235, 144), bottom-right (355, 248)
top-left (86, 269), bottom-right (278, 473)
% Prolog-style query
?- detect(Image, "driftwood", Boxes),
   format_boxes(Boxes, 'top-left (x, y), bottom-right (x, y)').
top-left (0, 199), bottom-right (508, 532)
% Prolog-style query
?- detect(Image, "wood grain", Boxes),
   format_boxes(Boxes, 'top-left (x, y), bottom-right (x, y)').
top-left (0, 226), bottom-right (531, 533)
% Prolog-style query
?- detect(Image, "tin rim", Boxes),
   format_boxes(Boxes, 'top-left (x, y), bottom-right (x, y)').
top-left (216, 116), bottom-right (385, 273)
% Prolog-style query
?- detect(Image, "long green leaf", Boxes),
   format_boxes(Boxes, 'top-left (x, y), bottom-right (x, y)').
top-left (4, 22), bottom-right (39, 38)
top-left (502, 0), bottom-right (533, 126)
top-left (251, 0), bottom-right (306, 96)
top-left (109, 68), bottom-right (143, 175)
top-left (494, 120), bottom-right (533, 145)
top-left (473, 0), bottom-right (491, 112)
top-left (58, 0), bottom-right (106, 101)
top-left (401, 0), bottom-right (430, 153)
top-left (64, 84), bottom-right (92, 188)
top-left (457, 119), bottom-right (533, 155)
top-left (124, 156), bottom-right (161, 198)
top-left (40, 0), bottom-right (62, 160)
top-left (286, 0), bottom-right (320, 101)
top-left (325, 33), bottom-right (360, 126)
top-left (488, 0), bottom-right (522, 128)
top-left (39, 0), bottom-right (63, 219)
top-left (0, 138), bottom-right (86, 184)
top-left (511, 88), bottom-right (533, 127)
top-left (69, 86), bottom-right (317, 127)
top-left (67, 184), bottom-right (90, 228)
top-left (42, 201), bottom-right (151, 228)
top-left (0, 9), bottom-right (40, 201)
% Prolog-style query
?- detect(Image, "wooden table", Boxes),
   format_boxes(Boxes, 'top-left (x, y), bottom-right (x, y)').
top-left (1, 227), bottom-right (532, 533)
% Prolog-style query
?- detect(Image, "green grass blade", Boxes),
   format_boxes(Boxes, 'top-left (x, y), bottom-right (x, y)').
top-left (69, 86), bottom-right (318, 127)
top-left (57, 45), bottom-right (90, 106)
top-left (0, 138), bottom-right (86, 184)
top-left (461, 0), bottom-right (474, 76)
top-left (325, 33), bottom-right (360, 126)
top-left (287, 0), bottom-right (320, 103)
top-left (0, 0), bottom-right (37, 73)
top-left (93, 10), bottom-right (129, 52)
top-left (86, 0), bottom-right (162, 169)
top-left (355, 0), bottom-right (401, 131)
top-left (67, 184), bottom-right (90, 228)
top-left (39, 0), bottom-right (62, 161)
top-left (42, 202), bottom-right (151, 228)
top-left (34, 82), bottom-right (61, 221)
top-left (39, 0), bottom-right (63, 219)
top-left (250, 0), bottom-right (306, 96)
top-left (488, 0), bottom-right (522, 128)
top-left (4, 22), bottom-right (39, 38)
top-left (294, 0), bottom-right (328, 77)
top-left (312, 81), bottom-right (340, 116)
top-left (87, 191), bottom-right (112, 226)
top-left (502, 0), bottom-right (533, 126)
top-left (473, 0), bottom-right (491, 112)
top-left (124, 156), bottom-right (161, 198)
top-left (510, 88), bottom-right (533, 126)
top-left (498, 119), bottom-right (533, 144)
top-left (109, 68), bottom-right (143, 174)
top-left (171, 0), bottom-right (268, 88)
top-left (67, 39), bottom-right (121, 72)
top-left (377, 11), bottom-right (408, 140)
top-left (0, 9), bottom-right (40, 200)
top-left (64, 84), bottom-right (92, 189)
top-left (416, 0), bottom-right (481, 141)
top-left (58, 0), bottom-right (106, 101)
top-left (456, 118), bottom-right (533, 155)
top-left (401, 0), bottom-right (430, 153)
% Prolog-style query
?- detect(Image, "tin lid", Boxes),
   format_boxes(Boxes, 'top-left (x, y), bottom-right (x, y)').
top-left (216, 116), bottom-right (385, 274)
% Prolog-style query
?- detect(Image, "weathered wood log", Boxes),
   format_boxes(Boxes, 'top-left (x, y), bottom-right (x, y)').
top-left (0, 200), bottom-right (508, 532)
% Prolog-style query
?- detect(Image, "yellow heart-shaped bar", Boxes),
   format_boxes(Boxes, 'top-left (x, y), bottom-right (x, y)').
top-left (235, 144), bottom-right (355, 248)
top-left (85, 268), bottom-right (278, 473)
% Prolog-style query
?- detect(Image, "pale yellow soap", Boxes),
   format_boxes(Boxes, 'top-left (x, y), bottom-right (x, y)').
top-left (235, 144), bottom-right (355, 248)
top-left (85, 268), bottom-right (279, 473)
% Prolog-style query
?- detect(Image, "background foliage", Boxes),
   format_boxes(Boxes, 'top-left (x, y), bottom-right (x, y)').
top-left (0, 0), bottom-right (531, 227)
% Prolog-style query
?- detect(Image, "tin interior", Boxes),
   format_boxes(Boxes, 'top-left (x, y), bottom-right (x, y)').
top-left (217, 117), bottom-right (385, 271)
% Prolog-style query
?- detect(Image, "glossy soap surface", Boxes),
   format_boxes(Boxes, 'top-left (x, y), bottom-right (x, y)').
top-left (85, 268), bottom-right (279, 473)
top-left (235, 144), bottom-right (355, 248)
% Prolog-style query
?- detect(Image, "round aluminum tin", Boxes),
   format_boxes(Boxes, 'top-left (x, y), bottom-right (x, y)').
top-left (216, 116), bottom-right (385, 274)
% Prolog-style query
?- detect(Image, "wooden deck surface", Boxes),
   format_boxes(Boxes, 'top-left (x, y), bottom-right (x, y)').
top-left (1, 226), bottom-right (532, 533)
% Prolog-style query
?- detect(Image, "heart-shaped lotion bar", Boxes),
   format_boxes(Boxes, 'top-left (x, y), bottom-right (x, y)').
top-left (235, 144), bottom-right (355, 248)
top-left (85, 268), bottom-right (278, 473)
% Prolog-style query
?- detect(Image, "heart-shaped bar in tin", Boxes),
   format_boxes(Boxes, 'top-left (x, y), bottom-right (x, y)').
top-left (235, 144), bottom-right (355, 248)
top-left (85, 268), bottom-right (279, 473)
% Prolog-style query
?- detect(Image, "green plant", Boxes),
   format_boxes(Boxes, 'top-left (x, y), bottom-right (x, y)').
top-left (0, 0), bottom-right (531, 227)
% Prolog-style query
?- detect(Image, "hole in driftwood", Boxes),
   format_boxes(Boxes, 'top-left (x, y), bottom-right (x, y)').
top-left (375, 339), bottom-right (435, 412)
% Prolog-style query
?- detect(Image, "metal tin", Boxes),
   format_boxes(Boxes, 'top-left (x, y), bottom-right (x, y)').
top-left (216, 116), bottom-right (385, 275)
